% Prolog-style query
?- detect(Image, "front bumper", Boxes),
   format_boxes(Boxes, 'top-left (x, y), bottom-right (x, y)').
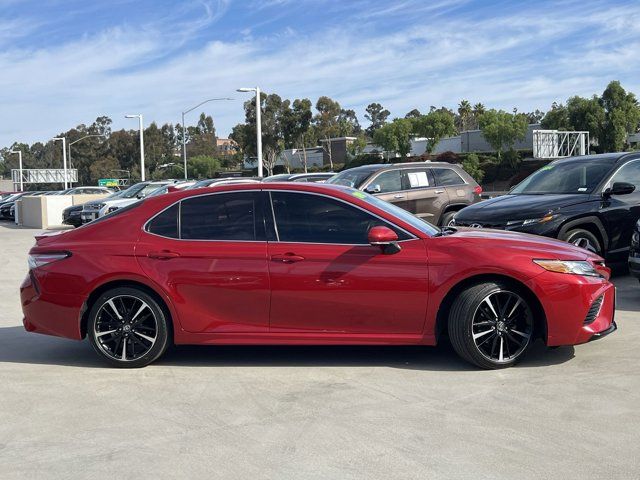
top-left (526, 271), bottom-right (616, 346)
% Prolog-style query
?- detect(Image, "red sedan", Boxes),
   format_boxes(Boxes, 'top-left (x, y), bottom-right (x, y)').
top-left (20, 183), bottom-right (616, 369)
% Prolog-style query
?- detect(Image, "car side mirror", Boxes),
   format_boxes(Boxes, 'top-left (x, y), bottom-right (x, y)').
top-left (368, 226), bottom-right (401, 255)
top-left (136, 193), bottom-right (145, 199)
top-left (604, 182), bottom-right (636, 198)
top-left (365, 184), bottom-right (381, 194)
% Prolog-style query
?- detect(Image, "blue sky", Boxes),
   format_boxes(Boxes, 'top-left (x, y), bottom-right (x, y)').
top-left (1, 0), bottom-right (639, 146)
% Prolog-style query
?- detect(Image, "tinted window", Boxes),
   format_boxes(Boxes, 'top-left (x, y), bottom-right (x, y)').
top-left (370, 170), bottom-right (402, 193)
top-left (270, 192), bottom-right (409, 244)
top-left (511, 159), bottom-right (614, 194)
top-left (432, 168), bottom-right (465, 186)
top-left (402, 168), bottom-right (434, 189)
top-left (147, 204), bottom-right (179, 238)
top-left (181, 192), bottom-right (262, 241)
top-left (610, 160), bottom-right (640, 190)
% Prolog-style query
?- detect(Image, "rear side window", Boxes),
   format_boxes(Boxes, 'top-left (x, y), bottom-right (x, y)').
top-left (402, 168), bottom-right (435, 189)
top-left (432, 168), bottom-right (466, 186)
top-left (180, 192), bottom-right (263, 241)
top-left (147, 204), bottom-right (179, 238)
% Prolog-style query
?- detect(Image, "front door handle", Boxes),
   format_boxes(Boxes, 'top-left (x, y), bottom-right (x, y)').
top-left (434, 189), bottom-right (445, 194)
top-left (147, 250), bottom-right (181, 260)
top-left (271, 253), bottom-right (305, 263)
top-left (393, 194), bottom-right (405, 199)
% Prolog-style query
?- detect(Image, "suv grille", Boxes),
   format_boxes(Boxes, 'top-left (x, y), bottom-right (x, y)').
top-left (584, 295), bottom-right (604, 325)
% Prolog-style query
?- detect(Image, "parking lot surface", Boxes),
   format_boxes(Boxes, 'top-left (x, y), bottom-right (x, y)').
top-left (1, 222), bottom-right (639, 479)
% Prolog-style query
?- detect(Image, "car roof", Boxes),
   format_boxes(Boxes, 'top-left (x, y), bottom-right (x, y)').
top-left (551, 152), bottom-right (640, 165)
top-left (339, 161), bottom-right (456, 172)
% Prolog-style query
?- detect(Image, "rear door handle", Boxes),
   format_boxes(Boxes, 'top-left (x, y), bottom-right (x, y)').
top-left (434, 189), bottom-right (445, 194)
top-left (271, 253), bottom-right (305, 263)
top-left (147, 250), bottom-right (181, 260)
top-left (393, 194), bottom-right (405, 199)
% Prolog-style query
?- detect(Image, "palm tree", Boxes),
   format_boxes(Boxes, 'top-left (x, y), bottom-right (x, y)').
top-left (472, 103), bottom-right (486, 129)
top-left (458, 100), bottom-right (472, 132)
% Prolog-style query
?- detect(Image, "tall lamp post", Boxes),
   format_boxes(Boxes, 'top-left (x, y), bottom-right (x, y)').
top-left (236, 87), bottom-right (263, 177)
top-left (9, 149), bottom-right (23, 191)
top-left (125, 114), bottom-right (145, 181)
top-left (181, 97), bottom-right (233, 180)
top-left (52, 137), bottom-right (69, 189)
top-left (68, 134), bottom-right (105, 170)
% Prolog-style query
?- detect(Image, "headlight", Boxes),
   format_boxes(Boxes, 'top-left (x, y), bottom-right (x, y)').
top-left (507, 214), bottom-right (556, 227)
top-left (533, 259), bottom-right (600, 277)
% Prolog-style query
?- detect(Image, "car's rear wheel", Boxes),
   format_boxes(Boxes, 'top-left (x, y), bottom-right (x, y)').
top-left (439, 211), bottom-right (457, 227)
top-left (87, 287), bottom-right (170, 368)
top-left (560, 228), bottom-right (602, 256)
top-left (448, 281), bottom-right (534, 369)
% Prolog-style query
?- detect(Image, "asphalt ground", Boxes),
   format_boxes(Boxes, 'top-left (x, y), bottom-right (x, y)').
top-left (0, 222), bottom-right (638, 479)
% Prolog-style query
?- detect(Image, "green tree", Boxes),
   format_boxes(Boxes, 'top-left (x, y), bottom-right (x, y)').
top-left (365, 103), bottom-right (390, 137)
top-left (189, 155), bottom-right (222, 179)
top-left (373, 118), bottom-right (413, 157)
top-left (404, 108), bottom-right (422, 119)
top-left (462, 153), bottom-right (484, 183)
top-left (413, 110), bottom-right (457, 153)
top-left (541, 102), bottom-right (570, 130)
top-left (89, 155), bottom-right (120, 182)
top-left (600, 81), bottom-right (640, 152)
top-left (478, 109), bottom-right (528, 160)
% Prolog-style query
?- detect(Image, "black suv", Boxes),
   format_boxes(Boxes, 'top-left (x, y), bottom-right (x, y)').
top-left (453, 153), bottom-right (640, 262)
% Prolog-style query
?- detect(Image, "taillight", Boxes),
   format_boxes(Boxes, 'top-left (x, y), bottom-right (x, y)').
top-left (474, 185), bottom-right (483, 195)
top-left (28, 252), bottom-right (70, 269)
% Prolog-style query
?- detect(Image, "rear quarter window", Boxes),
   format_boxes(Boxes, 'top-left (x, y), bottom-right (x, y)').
top-left (432, 168), bottom-right (466, 186)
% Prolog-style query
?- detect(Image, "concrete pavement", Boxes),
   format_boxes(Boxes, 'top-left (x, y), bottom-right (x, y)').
top-left (0, 222), bottom-right (638, 479)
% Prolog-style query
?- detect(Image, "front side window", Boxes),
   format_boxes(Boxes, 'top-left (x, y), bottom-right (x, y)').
top-left (270, 192), bottom-right (409, 244)
top-left (432, 168), bottom-right (465, 186)
top-left (180, 192), bottom-right (262, 241)
top-left (369, 170), bottom-right (402, 193)
top-left (609, 160), bottom-right (640, 190)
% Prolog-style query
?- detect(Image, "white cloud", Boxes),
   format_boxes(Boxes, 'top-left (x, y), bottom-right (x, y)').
top-left (1, 0), bottom-right (639, 147)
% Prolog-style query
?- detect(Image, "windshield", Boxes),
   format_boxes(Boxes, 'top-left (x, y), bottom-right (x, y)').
top-left (327, 169), bottom-right (375, 189)
top-left (511, 159), bottom-right (615, 195)
top-left (350, 188), bottom-right (440, 236)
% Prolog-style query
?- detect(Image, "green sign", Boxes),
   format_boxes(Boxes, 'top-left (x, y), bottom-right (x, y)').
top-left (98, 178), bottom-right (119, 187)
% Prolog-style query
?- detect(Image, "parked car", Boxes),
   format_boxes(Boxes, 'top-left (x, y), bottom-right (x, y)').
top-left (629, 219), bottom-right (640, 281)
top-left (81, 181), bottom-right (174, 223)
top-left (0, 191), bottom-right (45, 219)
top-left (186, 178), bottom-right (262, 189)
top-left (327, 162), bottom-right (482, 226)
top-left (22, 183), bottom-right (615, 369)
top-left (62, 205), bottom-right (84, 228)
top-left (263, 173), bottom-right (335, 183)
top-left (53, 186), bottom-right (114, 195)
top-left (453, 153), bottom-right (640, 263)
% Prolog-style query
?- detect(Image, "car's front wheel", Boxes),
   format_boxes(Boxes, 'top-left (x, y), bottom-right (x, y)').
top-left (448, 281), bottom-right (534, 369)
top-left (87, 287), bottom-right (170, 368)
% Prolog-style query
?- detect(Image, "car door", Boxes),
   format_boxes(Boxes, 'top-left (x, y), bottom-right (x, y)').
top-left (266, 190), bottom-right (429, 334)
top-left (399, 167), bottom-right (446, 223)
top-left (362, 169), bottom-right (409, 211)
top-left (600, 159), bottom-right (640, 255)
top-left (136, 191), bottom-right (271, 333)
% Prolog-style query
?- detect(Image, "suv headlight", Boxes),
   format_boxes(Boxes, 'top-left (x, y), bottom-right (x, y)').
top-left (533, 259), bottom-right (600, 277)
top-left (507, 214), bottom-right (556, 227)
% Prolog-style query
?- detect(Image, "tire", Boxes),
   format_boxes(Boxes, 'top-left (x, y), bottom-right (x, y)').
top-left (448, 281), bottom-right (535, 369)
top-left (87, 287), bottom-right (170, 368)
top-left (560, 228), bottom-right (602, 256)
top-left (439, 211), bottom-right (457, 227)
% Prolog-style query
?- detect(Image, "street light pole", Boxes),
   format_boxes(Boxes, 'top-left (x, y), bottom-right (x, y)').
top-left (52, 137), bottom-right (68, 189)
top-left (9, 149), bottom-right (23, 191)
top-left (181, 97), bottom-right (233, 180)
top-left (125, 114), bottom-right (145, 181)
top-left (237, 87), bottom-right (263, 177)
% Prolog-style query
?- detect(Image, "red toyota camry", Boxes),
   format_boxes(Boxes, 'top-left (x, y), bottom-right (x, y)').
top-left (20, 183), bottom-right (616, 369)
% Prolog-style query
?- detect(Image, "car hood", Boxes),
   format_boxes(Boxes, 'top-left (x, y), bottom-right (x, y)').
top-left (455, 194), bottom-right (592, 222)
top-left (449, 227), bottom-right (600, 261)
top-left (102, 198), bottom-right (138, 208)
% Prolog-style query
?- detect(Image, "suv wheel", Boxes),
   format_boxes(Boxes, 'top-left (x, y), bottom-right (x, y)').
top-left (448, 281), bottom-right (534, 369)
top-left (440, 211), bottom-right (457, 227)
top-left (560, 228), bottom-right (602, 255)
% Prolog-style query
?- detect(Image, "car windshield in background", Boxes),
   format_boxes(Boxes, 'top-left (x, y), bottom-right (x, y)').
top-left (352, 188), bottom-right (440, 236)
top-left (511, 159), bottom-right (615, 195)
top-left (327, 169), bottom-right (375, 189)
